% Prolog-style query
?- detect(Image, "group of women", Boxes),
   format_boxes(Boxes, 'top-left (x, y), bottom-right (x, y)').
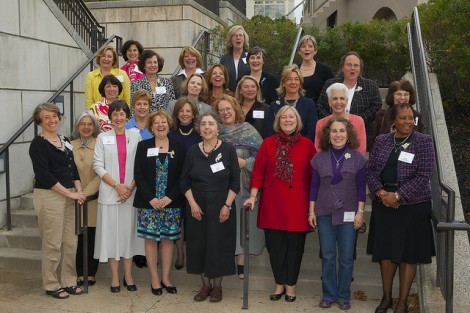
top-left (29, 25), bottom-right (435, 313)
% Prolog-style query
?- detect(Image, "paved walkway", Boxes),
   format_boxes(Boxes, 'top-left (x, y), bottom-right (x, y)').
top-left (0, 268), bottom-right (383, 313)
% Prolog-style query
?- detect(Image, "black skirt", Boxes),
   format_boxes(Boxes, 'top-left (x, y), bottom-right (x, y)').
top-left (367, 199), bottom-right (435, 264)
top-left (186, 189), bottom-right (236, 278)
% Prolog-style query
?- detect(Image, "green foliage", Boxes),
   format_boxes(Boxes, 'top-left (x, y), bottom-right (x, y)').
top-left (210, 17), bottom-right (409, 86)
top-left (305, 19), bottom-right (410, 86)
top-left (418, 0), bottom-right (470, 111)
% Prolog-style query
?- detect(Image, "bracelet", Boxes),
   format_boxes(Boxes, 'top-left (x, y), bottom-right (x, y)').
top-left (113, 182), bottom-right (118, 188)
top-left (394, 192), bottom-right (400, 200)
top-left (76, 188), bottom-right (83, 192)
top-left (224, 203), bottom-right (232, 210)
top-left (358, 209), bottom-right (365, 214)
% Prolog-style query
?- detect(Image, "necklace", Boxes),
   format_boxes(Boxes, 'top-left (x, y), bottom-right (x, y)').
top-left (300, 61), bottom-right (316, 71)
top-left (331, 149), bottom-right (347, 169)
top-left (179, 127), bottom-right (194, 136)
top-left (202, 140), bottom-right (218, 155)
top-left (393, 133), bottom-right (412, 153)
top-left (155, 137), bottom-right (168, 149)
top-left (284, 98), bottom-right (299, 108)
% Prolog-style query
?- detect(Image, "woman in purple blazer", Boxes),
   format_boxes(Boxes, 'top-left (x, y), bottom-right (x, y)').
top-left (366, 103), bottom-right (435, 313)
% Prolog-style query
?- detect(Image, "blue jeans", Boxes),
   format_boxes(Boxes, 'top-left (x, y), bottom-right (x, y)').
top-left (317, 214), bottom-right (356, 302)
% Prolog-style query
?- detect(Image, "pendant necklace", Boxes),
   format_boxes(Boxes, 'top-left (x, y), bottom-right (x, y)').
top-left (393, 133), bottom-right (411, 153)
top-left (332, 149), bottom-right (347, 169)
top-left (284, 98), bottom-right (299, 108)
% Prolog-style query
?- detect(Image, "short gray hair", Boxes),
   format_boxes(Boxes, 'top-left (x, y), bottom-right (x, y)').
top-left (297, 35), bottom-right (318, 51)
top-left (326, 83), bottom-right (349, 100)
top-left (71, 111), bottom-right (100, 140)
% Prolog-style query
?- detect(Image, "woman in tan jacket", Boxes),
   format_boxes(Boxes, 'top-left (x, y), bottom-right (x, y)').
top-left (71, 112), bottom-right (101, 286)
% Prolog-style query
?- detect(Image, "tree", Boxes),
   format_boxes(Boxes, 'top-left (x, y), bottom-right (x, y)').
top-left (418, 0), bottom-right (470, 111)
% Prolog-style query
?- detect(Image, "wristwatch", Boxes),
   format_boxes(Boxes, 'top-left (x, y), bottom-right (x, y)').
top-left (394, 192), bottom-right (400, 200)
top-left (224, 203), bottom-right (232, 210)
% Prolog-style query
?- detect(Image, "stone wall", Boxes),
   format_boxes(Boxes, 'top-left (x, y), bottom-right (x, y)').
top-left (86, 0), bottom-right (245, 76)
top-left (0, 0), bottom-right (89, 226)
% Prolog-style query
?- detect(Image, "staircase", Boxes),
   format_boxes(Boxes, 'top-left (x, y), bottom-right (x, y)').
top-left (0, 194), bottom-right (408, 299)
top-left (312, 0), bottom-right (338, 19)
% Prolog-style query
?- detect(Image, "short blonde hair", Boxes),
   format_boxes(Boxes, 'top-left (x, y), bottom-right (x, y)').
top-left (235, 75), bottom-right (264, 104)
top-left (225, 25), bottom-right (249, 52)
top-left (273, 105), bottom-right (303, 134)
top-left (131, 89), bottom-right (151, 108)
top-left (96, 45), bottom-right (118, 68)
top-left (147, 110), bottom-right (173, 133)
top-left (178, 46), bottom-right (202, 68)
top-left (276, 64), bottom-right (305, 98)
top-left (214, 95), bottom-right (245, 124)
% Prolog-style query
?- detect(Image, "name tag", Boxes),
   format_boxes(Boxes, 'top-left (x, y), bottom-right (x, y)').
top-left (210, 162), bottom-right (225, 173)
top-left (103, 136), bottom-right (116, 145)
top-left (253, 110), bottom-right (265, 119)
top-left (398, 151), bottom-right (415, 164)
top-left (147, 147), bottom-right (159, 157)
top-left (155, 86), bottom-right (167, 95)
top-left (343, 212), bottom-right (355, 222)
top-left (115, 75), bottom-right (124, 82)
top-left (64, 141), bottom-right (73, 151)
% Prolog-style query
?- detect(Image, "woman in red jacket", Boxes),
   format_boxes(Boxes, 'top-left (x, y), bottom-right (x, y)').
top-left (244, 106), bottom-right (316, 302)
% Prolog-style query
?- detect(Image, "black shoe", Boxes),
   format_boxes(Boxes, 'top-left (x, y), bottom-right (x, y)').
top-left (269, 289), bottom-right (286, 301)
top-left (285, 294), bottom-right (296, 302)
top-left (375, 297), bottom-right (393, 313)
top-left (161, 281), bottom-right (177, 294)
top-left (151, 284), bottom-right (163, 296)
top-left (110, 285), bottom-right (120, 293)
top-left (123, 276), bottom-right (137, 292)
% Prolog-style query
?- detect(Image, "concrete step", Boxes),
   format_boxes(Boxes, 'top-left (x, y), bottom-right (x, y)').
top-left (19, 193), bottom-right (34, 211)
top-left (0, 228), bottom-right (41, 250)
top-left (11, 210), bottom-right (38, 228)
top-left (0, 247), bottom-right (41, 272)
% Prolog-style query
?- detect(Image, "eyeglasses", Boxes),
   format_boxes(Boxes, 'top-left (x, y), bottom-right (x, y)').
top-left (218, 107), bottom-right (233, 114)
top-left (394, 91), bottom-right (410, 97)
top-left (345, 63), bottom-right (360, 69)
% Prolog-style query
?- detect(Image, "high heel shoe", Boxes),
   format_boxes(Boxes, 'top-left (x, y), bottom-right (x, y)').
top-left (269, 288), bottom-right (286, 301)
top-left (284, 294), bottom-right (296, 302)
top-left (393, 304), bottom-right (408, 313)
top-left (110, 285), bottom-right (120, 293)
top-left (161, 281), bottom-right (177, 294)
top-left (123, 276), bottom-right (137, 292)
top-left (151, 284), bottom-right (163, 296)
top-left (174, 253), bottom-right (185, 270)
top-left (375, 297), bottom-right (393, 313)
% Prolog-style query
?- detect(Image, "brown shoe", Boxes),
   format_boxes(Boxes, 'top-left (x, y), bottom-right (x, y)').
top-left (210, 287), bottom-right (222, 302)
top-left (194, 286), bottom-right (211, 302)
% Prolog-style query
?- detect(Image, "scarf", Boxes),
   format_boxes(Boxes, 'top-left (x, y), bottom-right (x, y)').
top-left (274, 131), bottom-right (301, 182)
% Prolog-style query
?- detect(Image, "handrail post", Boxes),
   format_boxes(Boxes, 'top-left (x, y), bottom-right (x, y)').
top-left (5, 149), bottom-right (11, 231)
top-left (70, 81), bottom-right (74, 133)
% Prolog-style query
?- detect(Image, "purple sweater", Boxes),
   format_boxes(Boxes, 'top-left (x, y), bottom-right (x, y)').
top-left (310, 147), bottom-right (367, 225)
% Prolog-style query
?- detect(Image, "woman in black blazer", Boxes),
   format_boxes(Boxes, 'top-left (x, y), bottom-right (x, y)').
top-left (133, 110), bottom-right (187, 295)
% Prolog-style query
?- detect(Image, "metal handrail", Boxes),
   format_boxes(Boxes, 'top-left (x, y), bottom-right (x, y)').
top-left (171, 30), bottom-right (212, 77)
top-left (289, 27), bottom-right (304, 65)
top-left (407, 8), bottom-right (470, 313)
top-left (0, 35), bottom-right (121, 231)
top-left (53, 0), bottom-right (105, 52)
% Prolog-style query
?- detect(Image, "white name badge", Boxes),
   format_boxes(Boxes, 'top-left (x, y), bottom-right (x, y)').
top-left (253, 110), bottom-right (265, 119)
top-left (343, 212), bottom-right (355, 223)
top-left (64, 141), bottom-right (73, 151)
top-left (210, 162), bottom-right (225, 173)
top-left (155, 86), bottom-right (167, 94)
top-left (398, 151), bottom-right (415, 164)
top-left (147, 147), bottom-right (159, 157)
top-left (115, 75), bottom-right (124, 82)
top-left (102, 136), bottom-right (116, 145)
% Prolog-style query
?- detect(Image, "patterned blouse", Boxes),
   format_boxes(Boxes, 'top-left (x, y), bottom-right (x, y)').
top-left (131, 76), bottom-right (176, 113)
top-left (90, 97), bottom-right (113, 132)
top-left (121, 62), bottom-right (145, 82)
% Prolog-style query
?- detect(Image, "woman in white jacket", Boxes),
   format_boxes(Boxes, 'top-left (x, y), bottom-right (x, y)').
top-left (93, 100), bottom-right (144, 293)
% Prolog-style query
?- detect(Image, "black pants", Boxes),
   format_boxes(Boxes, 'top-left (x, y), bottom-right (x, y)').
top-left (76, 227), bottom-right (99, 277)
top-left (264, 229), bottom-right (307, 286)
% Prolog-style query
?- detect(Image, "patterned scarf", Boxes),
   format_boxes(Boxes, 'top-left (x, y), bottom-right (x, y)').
top-left (274, 131), bottom-right (301, 182)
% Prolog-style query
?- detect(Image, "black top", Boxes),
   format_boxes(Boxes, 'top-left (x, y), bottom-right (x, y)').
top-left (168, 123), bottom-right (201, 150)
top-left (180, 141), bottom-right (240, 194)
top-left (244, 101), bottom-right (269, 139)
top-left (300, 62), bottom-right (334, 103)
top-left (259, 71), bottom-right (279, 105)
top-left (220, 51), bottom-right (251, 92)
top-left (133, 137), bottom-right (187, 208)
top-left (29, 135), bottom-right (79, 189)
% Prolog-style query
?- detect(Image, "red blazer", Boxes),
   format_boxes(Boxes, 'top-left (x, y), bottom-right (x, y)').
top-left (251, 135), bottom-right (316, 231)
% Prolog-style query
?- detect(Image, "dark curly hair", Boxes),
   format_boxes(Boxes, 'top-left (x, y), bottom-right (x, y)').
top-left (121, 40), bottom-right (144, 61)
top-left (138, 50), bottom-right (164, 74)
top-left (319, 117), bottom-right (359, 151)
